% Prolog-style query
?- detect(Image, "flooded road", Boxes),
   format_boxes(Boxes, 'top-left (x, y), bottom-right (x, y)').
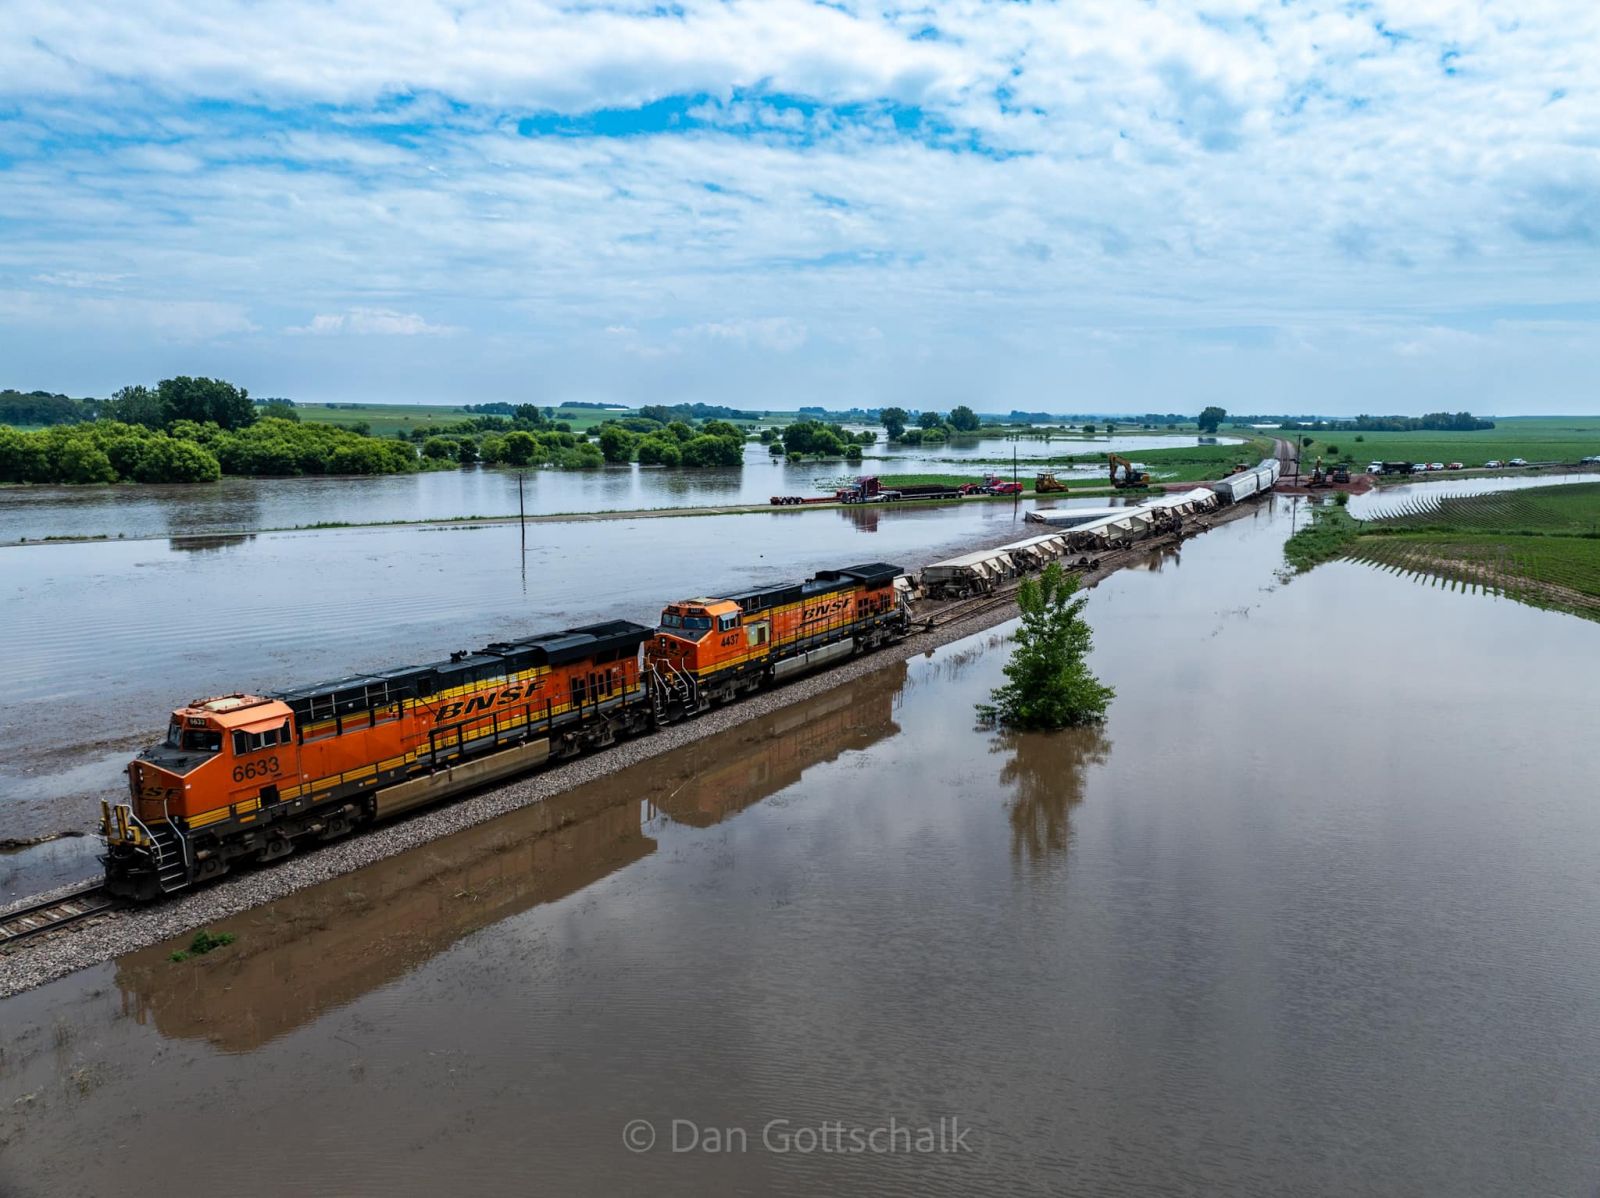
top-left (0, 499), bottom-right (1045, 857)
top-left (4, 494), bottom-right (1599, 1196)
top-left (0, 434), bottom-right (1236, 543)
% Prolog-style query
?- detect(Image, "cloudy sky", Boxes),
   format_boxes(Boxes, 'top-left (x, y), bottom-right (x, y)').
top-left (3, 1), bottom-right (1597, 414)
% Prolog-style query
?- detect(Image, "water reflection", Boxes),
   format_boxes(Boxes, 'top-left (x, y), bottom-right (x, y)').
top-left (115, 792), bottom-right (656, 1053)
top-left (114, 661), bottom-right (909, 1052)
top-left (652, 662), bottom-right (905, 828)
top-left (994, 725), bottom-right (1110, 871)
top-left (168, 533), bottom-right (257, 554)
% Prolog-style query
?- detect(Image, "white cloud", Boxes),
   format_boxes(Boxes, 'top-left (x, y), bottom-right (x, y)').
top-left (287, 308), bottom-right (458, 336)
top-left (1, 1), bottom-right (1598, 410)
top-left (691, 318), bottom-right (808, 352)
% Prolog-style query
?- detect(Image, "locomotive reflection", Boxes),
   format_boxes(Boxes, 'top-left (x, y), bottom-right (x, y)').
top-left (115, 661), bottom-right (908, 1051)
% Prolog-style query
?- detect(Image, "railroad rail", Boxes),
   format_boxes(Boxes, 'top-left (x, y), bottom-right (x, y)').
top-left (0, 884), bottom-right (116, 947)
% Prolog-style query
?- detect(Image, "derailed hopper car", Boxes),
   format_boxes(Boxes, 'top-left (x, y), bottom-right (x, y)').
top-left (921, 548), bottom-right (1019, 599)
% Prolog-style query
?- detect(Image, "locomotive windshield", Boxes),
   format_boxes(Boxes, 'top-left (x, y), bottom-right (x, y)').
top-left (660, 612), bottom-right (712, 631)
top-left (164, 719), bottom-right (221, 753)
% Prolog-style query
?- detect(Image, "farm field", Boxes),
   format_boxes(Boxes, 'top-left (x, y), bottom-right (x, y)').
top-left (1289, 416), bottom-right (1600, 470)
top-left (293, 402), bottom-right (627, 435)
top-left (1343, 481), bottom-right (1600, 621)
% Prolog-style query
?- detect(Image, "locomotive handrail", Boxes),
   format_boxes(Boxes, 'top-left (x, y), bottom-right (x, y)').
top-left (160, 796), bottom-right (191, 872)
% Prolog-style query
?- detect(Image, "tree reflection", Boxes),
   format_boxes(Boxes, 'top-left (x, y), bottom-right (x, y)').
top-left (993, 724), bottom-right (1110, 871)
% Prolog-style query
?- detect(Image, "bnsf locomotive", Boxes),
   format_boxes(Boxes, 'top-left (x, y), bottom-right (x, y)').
top-left (102, 563), bottom-right (907, 899)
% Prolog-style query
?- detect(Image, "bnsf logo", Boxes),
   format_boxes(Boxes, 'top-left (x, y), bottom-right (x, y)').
top-left (803, 596), bottom-right (852, 620)
top-left (434, 682), bottom-right (543, 722)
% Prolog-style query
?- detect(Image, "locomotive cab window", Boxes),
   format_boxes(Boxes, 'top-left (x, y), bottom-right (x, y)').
top-left (232, 720), bottom-right (291, 756)
top-left (717, 613), bottom-right (738, 633)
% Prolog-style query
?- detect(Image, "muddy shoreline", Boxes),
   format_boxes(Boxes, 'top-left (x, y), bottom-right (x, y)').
top-left (0, 497), bottom-right (1265, 997)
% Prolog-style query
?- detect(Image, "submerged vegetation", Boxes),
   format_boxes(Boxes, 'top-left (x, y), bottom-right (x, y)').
top-left (1282, 504), bottom-right (1362, 572)
top-left (169, 929), bottom-right (236, 963)
top-left (1285, 482), bottom-right (1600, 622)
top-left (979, 562), bottom-right (1115, 730)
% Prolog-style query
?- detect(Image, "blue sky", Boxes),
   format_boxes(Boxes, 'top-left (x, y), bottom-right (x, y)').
top-left (2, 0), bottom-right (1597, 414)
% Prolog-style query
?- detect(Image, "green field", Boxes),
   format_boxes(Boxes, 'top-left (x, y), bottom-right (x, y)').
top-left (293, 402), bottom-right (626, 435)
top-left (1287, 416), bottom-right (1600, 470)
top-left (1286, 480), bottom-right (1600, 622)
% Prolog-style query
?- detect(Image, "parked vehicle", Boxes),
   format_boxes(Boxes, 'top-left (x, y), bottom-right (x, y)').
top-left (1508, 458), bottom-right (1528, 467)
top-left (1446, 462), bottom-right (1465, 471)
top-left (1582, 456), bottom-right (1600, 465)
top-left (1485, 460), bottom-right (1503, 469)
top-left (1368, 462), bottom-right (1384, 474)
top-left (1429, 462), bottom-right (1445, 471)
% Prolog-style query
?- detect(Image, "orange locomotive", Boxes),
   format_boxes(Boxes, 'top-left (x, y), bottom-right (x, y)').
top-left (646, 563), bottom-right (906, 716)
top-left (103, 563), bottom-right (909, 899)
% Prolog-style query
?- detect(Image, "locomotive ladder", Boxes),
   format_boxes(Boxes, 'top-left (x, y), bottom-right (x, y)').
top-left (138, 802), bottom-right (192, 893)
top-left (649, 661), bottom-right (697, 718)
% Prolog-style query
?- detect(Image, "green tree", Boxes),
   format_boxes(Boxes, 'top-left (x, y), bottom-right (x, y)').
top-left (637, 436), bottom-right (683, 467)
top-left (978, 563), bottom-right (1114, 730)
top-left (422, 437), bottom-right (454, 461)
top-left (597, 425), bottom-right (640, 463)
top-left (260, 400), bottom-right (300, 422)
top-left (103, 384), bottom-right (167, 429)
top-left (917, 410), bottom-right (944, 430)
top-left (1197, 405), bottom-right (1226, 434)
top-left (1083, 423), bottom-right (1097, 435)
top-left (502, 431), bottom-right (540, 466)
top-left (56, 438), bottom-right (118, 484)
top-left (665, 421), bottom-right (695, 444)
top-left (948, 405), bottom-right (981, 432)
top-left (681, 434), bottom-right (743, 467)
top-left (158, 377), bottom-right (257, 430)
top-left (880, 407), bottom-right (909, 441)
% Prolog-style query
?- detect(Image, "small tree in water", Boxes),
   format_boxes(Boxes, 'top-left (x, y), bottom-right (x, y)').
top-left (978, 563), bottom-right (1115, 729)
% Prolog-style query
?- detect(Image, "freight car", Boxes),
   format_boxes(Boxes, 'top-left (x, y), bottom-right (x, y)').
top-left (102, 562), bottom-right (909, 900)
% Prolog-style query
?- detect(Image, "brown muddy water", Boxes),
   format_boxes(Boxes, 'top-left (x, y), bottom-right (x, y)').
top-left (3, 496), bottom-right (1599, 1197)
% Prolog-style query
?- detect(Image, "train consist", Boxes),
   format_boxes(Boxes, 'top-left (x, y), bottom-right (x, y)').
top-left (101, 458), bottom-right (1281, 901)
top-left (102, 564), bottom-right (907, 899)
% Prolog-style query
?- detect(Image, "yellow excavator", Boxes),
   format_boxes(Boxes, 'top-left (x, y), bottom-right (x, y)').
top-left (1108, 453), bottom-right (1149, 489)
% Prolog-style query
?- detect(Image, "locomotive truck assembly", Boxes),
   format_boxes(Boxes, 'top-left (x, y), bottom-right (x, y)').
top-left (97, 461), bottom-right (1282, 904)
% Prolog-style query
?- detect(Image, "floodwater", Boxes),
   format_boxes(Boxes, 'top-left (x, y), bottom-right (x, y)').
top-left (0, 497), bottom-right (1061, 860)
top-left (4, 494), bottom-right (1599, 1196)
top-left (0, 434), bottom-right (1237, 543)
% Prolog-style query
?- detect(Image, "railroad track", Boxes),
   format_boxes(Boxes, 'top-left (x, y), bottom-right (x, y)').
top-left (0, 884), bottom-right (116, 947)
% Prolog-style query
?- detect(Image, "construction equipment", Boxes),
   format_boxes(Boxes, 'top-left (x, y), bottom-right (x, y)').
top-left (1108, 454), bottom-right (1149, 489)
top-left (1307, 455), bottom-right (1331, 487)
top-left (1035, 471), bottom-right (1068, 494)
top-left (1331, 463), bottom-right (1351, 484)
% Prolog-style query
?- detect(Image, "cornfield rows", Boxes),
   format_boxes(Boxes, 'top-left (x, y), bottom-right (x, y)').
top-left (1362, 482), bottom-right (1600, 535)
top-left (1346, 482), bottom-right (1600, 623)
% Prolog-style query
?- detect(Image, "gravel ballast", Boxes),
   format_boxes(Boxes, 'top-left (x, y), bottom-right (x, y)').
top-left (0, 503), bottom-right (1258, 998)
